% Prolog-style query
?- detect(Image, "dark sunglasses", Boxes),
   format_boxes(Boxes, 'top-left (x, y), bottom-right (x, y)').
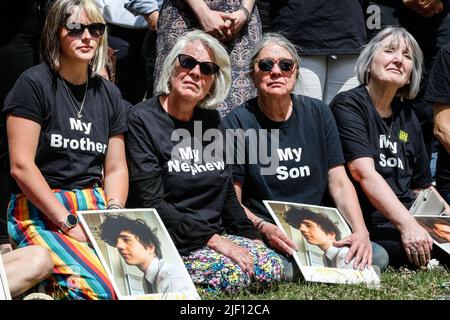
top-left (65, 22), bottom-right (107, 38)
top-left (257, 58), bottom-right (295, 72)
top-left (177, 54), bottom-right (220, 76)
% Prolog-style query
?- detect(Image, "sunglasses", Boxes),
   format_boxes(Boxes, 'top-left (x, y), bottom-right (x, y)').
top-left (177, 54), bottom-right (220, 76)
top-left (65, 22), bottom-right (107, 38)
top-left (257, 58), bottom-right (295, 72)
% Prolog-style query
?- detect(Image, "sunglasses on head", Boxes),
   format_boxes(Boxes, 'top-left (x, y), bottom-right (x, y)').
top-left (177, 54), bottom-right (220, 76)
top-left (257, 58), bottom-right (295, 72)
top-left (65, 21), bottom-right (106, 38)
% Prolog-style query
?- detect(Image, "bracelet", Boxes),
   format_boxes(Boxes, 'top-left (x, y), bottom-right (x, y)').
top-left (240, 5), bottom-right (251, 22)
top-left (107, 204), bottom-right (122, 210)
top-left (251, 216), bottom-right (262, 225)
top-left (107, 198), bottom-right (124, 209)
top-left (255, 219), bottom-right (267, 231)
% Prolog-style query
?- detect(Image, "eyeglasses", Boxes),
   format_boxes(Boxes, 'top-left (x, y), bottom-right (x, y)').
top-left (177, 54), bottom-right (220, 76)
top-left (256, 58), bottom-right (295, 72)
top-left (65, 22), bottom-right (107, 38)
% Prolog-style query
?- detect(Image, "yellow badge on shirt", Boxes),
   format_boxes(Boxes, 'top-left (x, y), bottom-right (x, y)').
top-left (399, 130), bottom-right (408, 143)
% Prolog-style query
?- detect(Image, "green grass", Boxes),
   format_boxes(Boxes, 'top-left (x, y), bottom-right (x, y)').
top-left (201, 267), bottom-right (450, 300)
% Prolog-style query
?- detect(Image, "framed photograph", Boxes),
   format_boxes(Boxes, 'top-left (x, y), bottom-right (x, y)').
top-left (410, 188), bottom-right (449, 216)
top-left (264, 200), bottom-right (380, 286)
top-left (415, 215), bottom-right (450, 255)
top-left (0, 254), bottom-right (11, 300)
top-left (78, 208), bottom-right (200, 300)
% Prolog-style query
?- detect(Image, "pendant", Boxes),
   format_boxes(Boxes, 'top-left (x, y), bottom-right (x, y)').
top-left (77, 112), bottom-right (82, 119)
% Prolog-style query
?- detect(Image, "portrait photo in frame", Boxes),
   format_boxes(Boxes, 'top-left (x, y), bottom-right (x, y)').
top-left (264, 200), bottom-right (380, 286)
top-left (415, 215), bottom-right (450, 255)
top-left (78, 208), bottom-right (200, 300)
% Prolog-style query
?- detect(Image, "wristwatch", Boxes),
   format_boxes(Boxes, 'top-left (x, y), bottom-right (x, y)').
top-left (60, 214), bottom-right (78, 232)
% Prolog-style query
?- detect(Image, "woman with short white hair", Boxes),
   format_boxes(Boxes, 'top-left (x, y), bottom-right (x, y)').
top-left (126, 30), bottom-right (283, 294)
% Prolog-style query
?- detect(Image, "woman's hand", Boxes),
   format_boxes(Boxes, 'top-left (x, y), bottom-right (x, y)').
top-left (65, 225), bottom-right (88, 243)
top-left (144, 11), bottom-right (159, 30)
top-left (403, 0), bottom-right (443, 17)
top-left (260, 222), bottom-right (297, 256)
top-left (222, 9), bottom-right (248, 41)
top-left (197, 9), bottom-right (233, 41)
top-left (399, 220), bottom-right (433, 267)
top-left (333, 231), bottom-right (372, 270)
top-left (207, 234), bottom-right (254, 276)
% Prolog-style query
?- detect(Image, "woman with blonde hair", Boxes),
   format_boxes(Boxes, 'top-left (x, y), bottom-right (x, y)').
top-left (3, 0), bottom-right (128, 299)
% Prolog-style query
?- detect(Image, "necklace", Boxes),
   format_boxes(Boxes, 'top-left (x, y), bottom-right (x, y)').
top-left (382, 116), bottom-right (394, 140)
top-left (60, 75), bottom-right (88, 119)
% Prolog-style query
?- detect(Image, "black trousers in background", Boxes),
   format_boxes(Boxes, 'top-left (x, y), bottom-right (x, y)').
top-left (107, 24), bottom-right (149, 105)
top-left (0, 1), bottom-right (43, 245)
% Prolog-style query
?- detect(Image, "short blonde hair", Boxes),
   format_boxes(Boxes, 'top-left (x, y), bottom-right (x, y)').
top-left (41, 0), bottom-right (108, 76)
top-left (355, 26), bottom-right (423, 100)
top-left (155, 30), bottom-right (231, 109)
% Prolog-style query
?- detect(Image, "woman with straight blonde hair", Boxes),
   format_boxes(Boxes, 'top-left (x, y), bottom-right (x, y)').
top-left (3, 0), bottom-right (128, 299)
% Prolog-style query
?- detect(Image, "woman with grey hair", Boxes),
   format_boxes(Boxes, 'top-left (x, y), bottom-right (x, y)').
top-left (330, 26), bottom-right (436, 268)
top-left (3, 0), bottom-right (128, 299)
top-left (126, 30), bottom-right (283, 294)
top-left (224, 33), bottom-right (389, 279)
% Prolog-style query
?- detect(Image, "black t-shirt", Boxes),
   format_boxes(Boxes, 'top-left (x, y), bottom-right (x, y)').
top-left (330, 85), bottom-right (432, 227)
top-left (270, 0), bottom-right (367, 55)
top-left (424, 44), bottom-right (450, 194)
top-left (2, 63), bottom-right (127, 192)
top-left (223, 95), bottom-right (344, 223)
top-left (125, 97), bottom-right (259, 256)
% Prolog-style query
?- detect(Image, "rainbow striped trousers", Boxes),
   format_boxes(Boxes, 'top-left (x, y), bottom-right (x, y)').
top-left (7, 187), bottom-right (116, 300)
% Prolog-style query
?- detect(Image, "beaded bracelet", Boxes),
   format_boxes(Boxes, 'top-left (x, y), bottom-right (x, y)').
top-left (107, 198), bottom-right (124, 209)
top-left (107, 204), bottom-right (123, 210)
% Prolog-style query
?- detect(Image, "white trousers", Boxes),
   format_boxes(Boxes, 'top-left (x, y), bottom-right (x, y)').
top-left (294, 55), bottom-right (360, 105)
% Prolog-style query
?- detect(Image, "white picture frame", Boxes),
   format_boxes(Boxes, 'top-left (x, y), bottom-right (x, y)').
top-left (78, 208), bottom-right (200, 300)
top-left (0, 254), bottom-right (11, 300)
top-left (264, 200), bottom-right (380, 286)
top-left (415, 215), bottom-right (450, 255)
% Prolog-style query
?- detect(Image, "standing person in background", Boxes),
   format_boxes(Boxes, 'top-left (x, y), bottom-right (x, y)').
top-left (154, 0), bottom-right (262, 116)
top-left (95, 0), bottom-right (160, 104)
top-left (3, 0), bottom-right (128, 299)
top-left (124, 0), bottom-right (163, 99)
top-left (270, 0), bottom-right (367, 104)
